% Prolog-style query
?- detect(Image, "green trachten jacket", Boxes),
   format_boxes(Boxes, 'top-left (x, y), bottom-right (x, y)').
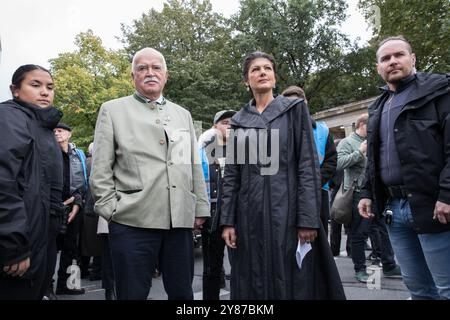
top-left (90, 94), bottom-right (210, 229)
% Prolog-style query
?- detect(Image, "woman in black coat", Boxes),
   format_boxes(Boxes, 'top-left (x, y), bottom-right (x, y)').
top-left (220, 52), bottom-right (345, 299)
top-left (0, 65), bottom-right (63, 300)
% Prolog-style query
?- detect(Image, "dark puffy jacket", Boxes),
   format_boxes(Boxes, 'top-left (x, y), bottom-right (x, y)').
top-left (0, 99), bottom-right (62, 278)
top-left (361, 72), bottom-right (450, 234)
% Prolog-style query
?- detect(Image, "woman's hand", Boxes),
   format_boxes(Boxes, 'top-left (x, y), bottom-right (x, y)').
top-left (297, 228), bottom-right (317, 245)
top-left (222, 226), bottom-right (237, 249)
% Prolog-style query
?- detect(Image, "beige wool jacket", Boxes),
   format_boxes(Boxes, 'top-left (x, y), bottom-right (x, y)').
top-left (90, 93), bottom-right (210, 229)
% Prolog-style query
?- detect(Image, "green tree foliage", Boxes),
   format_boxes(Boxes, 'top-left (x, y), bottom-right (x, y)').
top-left (359, 0), bottom-right (450, 72)
top-left (50, 30), bottom-right (134, 149)
top-left (309, 46), bottom-right (381, 109)
top-left (233, 0), bottom-right (356, 112)
top-left (120, 0), bottom-right (246, 127)
top-left (49, 0), bottom-right (449, 146)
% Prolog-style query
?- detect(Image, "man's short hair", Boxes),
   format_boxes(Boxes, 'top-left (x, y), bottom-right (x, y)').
top-left (281, 86), bottom-right (306, 100)
top-left (376, 35), bottom-right (412, 61)
top-left (355, 114), bottom-right (368, 129)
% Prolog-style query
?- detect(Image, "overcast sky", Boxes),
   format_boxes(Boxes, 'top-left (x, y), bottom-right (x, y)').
top-left (0, 0), bottom-right (370, 101)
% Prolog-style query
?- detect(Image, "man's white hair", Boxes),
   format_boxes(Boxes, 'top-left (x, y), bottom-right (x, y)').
top-left (131, 48), bottom-right (167, 72)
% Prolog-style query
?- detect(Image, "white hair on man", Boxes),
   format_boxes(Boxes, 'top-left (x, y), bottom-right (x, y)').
top-left (131, 48), bottom-right (167, 72)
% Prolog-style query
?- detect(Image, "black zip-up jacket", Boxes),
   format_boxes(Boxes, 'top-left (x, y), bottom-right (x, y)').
top-left (0, 99), bottom-right (62, 278)
top-left (361, 72), bottom-right (450, 234)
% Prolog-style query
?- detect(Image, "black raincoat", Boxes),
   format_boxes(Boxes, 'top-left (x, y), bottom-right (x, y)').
top-left (220, 96), bottom-right (345, 299)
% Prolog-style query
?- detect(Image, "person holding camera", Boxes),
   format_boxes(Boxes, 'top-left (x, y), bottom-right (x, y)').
top-left (53, 123), bottom-right (87, 295)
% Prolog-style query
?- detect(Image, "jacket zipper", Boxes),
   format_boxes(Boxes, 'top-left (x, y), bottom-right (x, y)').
top-left (387, 93), bottom-right (395, 183)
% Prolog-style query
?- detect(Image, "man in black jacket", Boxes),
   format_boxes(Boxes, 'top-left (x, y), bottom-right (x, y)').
top-left (358, 36), bottom-right (450, 300)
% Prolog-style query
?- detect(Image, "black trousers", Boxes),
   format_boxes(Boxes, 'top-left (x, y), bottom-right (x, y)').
top-left (101, 234), bottom-right (115, 290)
top-left (201, 228), bottom-right (226, 300)
top-left (41, 215), bottom-right (61, 295)
top-left (330, 219), bottom-right (352, 256)
top-left (109, 222), bottom-right (194, 300)
top-left (351, 192), bottom-right (396, 273)
top-left (56, 214), bottom-right (81, 288)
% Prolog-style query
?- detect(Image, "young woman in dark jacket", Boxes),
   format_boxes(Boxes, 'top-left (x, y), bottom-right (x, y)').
top-left (0, 65), bottom-right (63, 300)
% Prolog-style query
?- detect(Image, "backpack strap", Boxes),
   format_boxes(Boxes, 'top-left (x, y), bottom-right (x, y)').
top-left (75, 148), bottom-right (88, 189)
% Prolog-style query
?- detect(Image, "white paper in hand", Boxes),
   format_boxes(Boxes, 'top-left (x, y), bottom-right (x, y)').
top-left (296, 240), bottom-right (312, 269)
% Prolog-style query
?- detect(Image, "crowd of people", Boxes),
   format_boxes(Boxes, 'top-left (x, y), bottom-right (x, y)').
top-left (0, 35), bottom-right (449, 300)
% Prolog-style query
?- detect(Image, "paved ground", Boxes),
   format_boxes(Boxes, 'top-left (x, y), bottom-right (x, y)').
top-left (57, 231), bottom-right (410, 300)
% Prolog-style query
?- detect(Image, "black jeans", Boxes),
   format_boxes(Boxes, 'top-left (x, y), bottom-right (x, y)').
top-left (351, 192), bottom-right (396, 273)
top-left (201, 229), bottom-right (226, 300)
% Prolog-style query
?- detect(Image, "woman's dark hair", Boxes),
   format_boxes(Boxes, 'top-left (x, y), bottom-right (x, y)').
top-left (11, 64), bottom-right (52, 88)
top-left (242, 51), bottom-right (276, 82)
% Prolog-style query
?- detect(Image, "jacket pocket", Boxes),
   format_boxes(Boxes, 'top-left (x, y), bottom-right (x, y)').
top-left (115, 155), bottom-right (144, 192)
top-left (409, 119), bottom-right (441, 143)
top-left (409, 119), bottom-right (438, 131)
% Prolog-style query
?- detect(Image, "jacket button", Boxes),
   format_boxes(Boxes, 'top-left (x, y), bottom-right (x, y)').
top-left (394, 128), bottom-right (398, 132)
top-left (159, 139), bottom-right (165, 145)
top-left (408, 193), bottom-right (413, 198)
top-left (156, 119), bottom-right (161, 124)
top-left (150, 105), bottom-right (155, 110)
top-left (166, 186), bottom-right (170, 190)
